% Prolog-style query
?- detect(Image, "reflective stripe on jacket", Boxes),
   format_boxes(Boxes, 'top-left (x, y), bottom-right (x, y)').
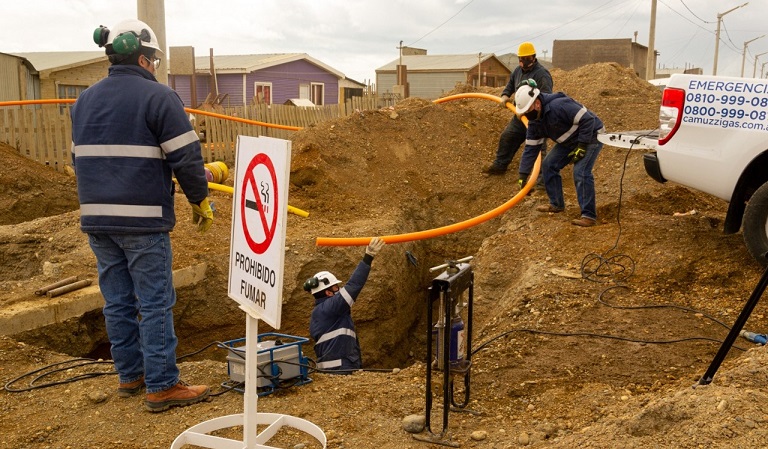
top-left (310, 258), bottom-right (372, 372)
top-left (70, 64), bottom-right (207, 233)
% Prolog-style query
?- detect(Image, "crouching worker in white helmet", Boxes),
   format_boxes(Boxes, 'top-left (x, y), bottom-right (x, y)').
top-left (304, 237), bottom-right (386, 374)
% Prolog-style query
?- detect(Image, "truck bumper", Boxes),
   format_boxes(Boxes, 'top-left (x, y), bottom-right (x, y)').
top-left (643, 152), bottom-right (666, 183)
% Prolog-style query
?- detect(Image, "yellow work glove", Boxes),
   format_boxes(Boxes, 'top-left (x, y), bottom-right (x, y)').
top-left (191, 198), bottom-right (214, 233)
top-left (568, 146), bottom-right (586, 164)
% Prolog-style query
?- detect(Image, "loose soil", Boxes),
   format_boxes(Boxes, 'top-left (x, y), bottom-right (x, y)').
top-left (2, 63), bottom-right (768, 449)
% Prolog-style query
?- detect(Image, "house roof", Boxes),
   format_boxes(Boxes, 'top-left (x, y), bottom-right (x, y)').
top-left (9, 51), bottom-right (348, 80)
top-left (376, 54), bottom-right (499, 72)
top-left (193, 53), bottom-right (345, 78)
top-left (11, 51), bottom-right (106, 73)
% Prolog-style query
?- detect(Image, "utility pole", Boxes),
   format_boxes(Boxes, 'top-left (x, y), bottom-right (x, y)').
top-left (741, 35), bottom-right (765, 77)
top-left (478, 53), bottom-right (482, 87)
top-left (714, 2), bottom-right (749, 75)
top-left (753, 51), bottom-right (768, 78)
top-left (137, 0), bottom-right (167, 85)
top-left (645, 0), bottom-right (657, 81)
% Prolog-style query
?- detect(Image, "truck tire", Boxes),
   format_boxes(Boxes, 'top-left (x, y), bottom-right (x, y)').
top-left (743, 182), bottom-right (768, 266)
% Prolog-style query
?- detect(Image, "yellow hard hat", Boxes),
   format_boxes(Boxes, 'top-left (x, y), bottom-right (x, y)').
top-left (518, 42), bottom-right (536, 57)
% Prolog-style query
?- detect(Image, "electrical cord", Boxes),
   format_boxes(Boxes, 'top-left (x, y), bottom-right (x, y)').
top-left (4, 340), bottom-right (246, 394)
top-left (4, 358), bottom-right (116, 393)
top-left (472, 283), bottom-right (747, 356)
top-left (580, 129), bottom-right (660, 283)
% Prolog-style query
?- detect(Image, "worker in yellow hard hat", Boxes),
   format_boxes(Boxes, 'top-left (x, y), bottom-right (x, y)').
top-left (483, 42), bottom-right (553, 191)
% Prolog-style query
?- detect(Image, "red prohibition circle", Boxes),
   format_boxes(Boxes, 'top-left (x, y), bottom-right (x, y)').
top-left (240, 153), bottom-right (279, 254)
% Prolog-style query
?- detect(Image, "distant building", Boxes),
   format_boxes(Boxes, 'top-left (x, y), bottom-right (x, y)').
top-left (375, 53), bottom-right (511, 100)
top-left (171, 53), bottom-right (350, 108)
top-left (496, 53), bottom-right (553, 73)
top-left (4, 52), bottom-right (107, 102)
top-left (0, 51), bottom-right (353, 107)
top-left (654, 66), bottom-right (704, 78)
top-left (552, 38), bottom-right (652, 79)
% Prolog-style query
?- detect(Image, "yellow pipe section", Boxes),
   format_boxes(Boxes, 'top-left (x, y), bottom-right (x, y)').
top-left (316, 92), bottom-right (535, 246)
top-left (207, 182), bottom-right (309, 218)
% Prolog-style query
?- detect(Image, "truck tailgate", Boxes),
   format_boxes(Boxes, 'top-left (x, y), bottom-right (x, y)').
top-left (598, 130), bottom-right (659, 150)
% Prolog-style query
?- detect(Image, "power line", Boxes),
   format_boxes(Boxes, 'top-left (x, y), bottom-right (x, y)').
top-left (676, 0), bottom-right (714, 24)
top-left (659, 0), bottom-right (712, 31)
top-left (405, 0), bottom-right (478, 48)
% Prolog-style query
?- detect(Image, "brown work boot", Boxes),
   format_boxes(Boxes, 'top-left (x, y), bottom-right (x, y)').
top-left (117, 376), bottom-right (145, 398)
top-left (482, 164), bottom-right (507, 175)
top-left (145, 381), bottom-right (210, 413)
top-left (536, 204), bottom-right (564, 213)
top-left (571, 217), bottom-right (597, 227)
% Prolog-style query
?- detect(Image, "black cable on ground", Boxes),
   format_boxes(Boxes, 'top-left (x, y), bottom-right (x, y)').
top-left (472, 282), bottom-right (747, 356)
top-left (580, 130), bottom-right (659, 283)
top-left (4, 358), bottom-right (116, 393)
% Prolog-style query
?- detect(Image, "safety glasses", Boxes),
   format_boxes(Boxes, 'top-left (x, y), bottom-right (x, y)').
top-left (144, 55), bottom-right (161, 69)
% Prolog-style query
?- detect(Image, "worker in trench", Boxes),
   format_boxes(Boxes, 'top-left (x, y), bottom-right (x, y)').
top-left (304, 237), bottom-right (386, 373)
top-left (70, 19), bottom-right (214, 412)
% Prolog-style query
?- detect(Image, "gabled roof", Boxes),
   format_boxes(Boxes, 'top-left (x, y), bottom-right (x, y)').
top-left (11, 51), bottom-right (106, 73)
top-left (193, 53), bottom-right (345, 78)
top-left (376, 54), bottom-right (498, 72)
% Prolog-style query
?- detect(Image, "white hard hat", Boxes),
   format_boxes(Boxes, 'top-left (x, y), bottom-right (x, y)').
top-left (95, 19), bottom-right (163, 56)
top-left (514, 84), bottom-right (540, 115)
top-left (304, 271), bottom-right (342, 295)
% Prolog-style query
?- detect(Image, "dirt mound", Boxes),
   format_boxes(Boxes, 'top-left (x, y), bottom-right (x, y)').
top-left (0, 142), bottom-right (80, 225)
top-left (1, 63), bottom-right (766, 449)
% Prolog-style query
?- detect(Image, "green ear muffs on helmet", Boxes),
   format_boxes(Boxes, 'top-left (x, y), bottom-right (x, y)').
top-left (93, 19), bottom-right (161, 56)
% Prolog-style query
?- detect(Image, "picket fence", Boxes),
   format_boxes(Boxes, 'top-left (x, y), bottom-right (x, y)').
top-left (0, 95), bottom-right (391, 172)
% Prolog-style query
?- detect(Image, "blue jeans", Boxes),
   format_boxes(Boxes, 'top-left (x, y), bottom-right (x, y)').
top-left (542, 141), bottom-right (603, 220)
top-left (88, 232), bottom-right (179, 393)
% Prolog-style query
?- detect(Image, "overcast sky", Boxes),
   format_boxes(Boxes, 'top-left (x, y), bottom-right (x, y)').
top-left (4, 0), bottom-right (768, 82)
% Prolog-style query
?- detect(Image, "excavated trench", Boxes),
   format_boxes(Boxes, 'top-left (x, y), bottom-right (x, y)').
top-left (8, 195), bottom-right (496, 372)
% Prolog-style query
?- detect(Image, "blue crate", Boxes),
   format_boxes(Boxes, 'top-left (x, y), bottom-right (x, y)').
top-left (221, 333), bottom-right (312, 396)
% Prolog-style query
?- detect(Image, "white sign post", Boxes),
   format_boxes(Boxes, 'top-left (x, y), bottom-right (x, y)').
top-left (172, 136), bottom-right (326, 449)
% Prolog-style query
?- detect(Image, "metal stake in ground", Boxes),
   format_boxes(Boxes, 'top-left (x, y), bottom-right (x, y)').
top-left (697, 255), bottom-right (768, 386)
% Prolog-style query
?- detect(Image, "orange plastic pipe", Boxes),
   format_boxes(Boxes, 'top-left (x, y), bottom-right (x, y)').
top-left (0, 99), bottom-right (300, 132)
top-left (316, 92), bottom-right (536, 247)
top-left (0, 99), bottom-right (75, 107)
top-left (184, 107), bottom-right (302, 131)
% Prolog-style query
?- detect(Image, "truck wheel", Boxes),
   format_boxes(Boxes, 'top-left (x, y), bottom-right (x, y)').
top-left (743, 182), bottom-right (768, 266)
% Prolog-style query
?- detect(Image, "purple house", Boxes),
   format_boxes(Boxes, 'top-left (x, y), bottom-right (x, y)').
top-left (170, 53), bottom-right (346, 108)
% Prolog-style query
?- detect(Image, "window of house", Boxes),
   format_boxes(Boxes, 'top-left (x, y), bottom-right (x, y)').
top-left (310, 82), bottom-right (324, 106)
top-left (299, 84), bottom-right (310, 100)
top-left (58, 84), bottom-right (86, 113)
top-left (254, 82), bottom-right (272, 105)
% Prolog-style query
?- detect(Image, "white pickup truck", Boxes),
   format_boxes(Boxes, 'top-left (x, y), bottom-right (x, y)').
top-left (599, 73), bottom-right (768, 265)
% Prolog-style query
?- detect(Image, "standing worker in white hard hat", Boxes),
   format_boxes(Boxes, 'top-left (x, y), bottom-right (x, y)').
top-left (70, 19), bottom-right (213, 412)
top-left (483, 42), bottom-right (553, 187)
top-left (514, 79), bottom-right (605, 227)
top-left (304, 237), bottom-right (386, 373)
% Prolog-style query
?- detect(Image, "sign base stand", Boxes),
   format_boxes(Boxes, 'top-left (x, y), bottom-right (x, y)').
top-left (170, 412), bottom-right (326, 449)
top-left (171, 314), bottom-right (326, 448)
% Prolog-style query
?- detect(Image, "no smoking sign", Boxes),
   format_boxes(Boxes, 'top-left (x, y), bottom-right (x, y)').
top-left (240, 153), bottom-right (278, 255)
top-left (228, 136), bottom-right (291, 329)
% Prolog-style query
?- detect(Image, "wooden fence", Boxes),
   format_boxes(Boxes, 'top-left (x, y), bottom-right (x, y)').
top-left (0, 95), bottom-right (394, 172)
